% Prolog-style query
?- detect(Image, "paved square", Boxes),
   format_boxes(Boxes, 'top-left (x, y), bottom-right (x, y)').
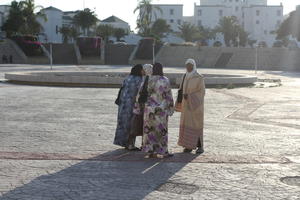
top-left (0, 65), bottom-right (300, 200)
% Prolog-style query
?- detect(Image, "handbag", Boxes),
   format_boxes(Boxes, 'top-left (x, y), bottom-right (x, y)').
top-left (130, 105), bottom-right (144, 137)
top-left (115, 86), bottom-right (123, 105)
top-left (175, 74), bottom-right (186, 112)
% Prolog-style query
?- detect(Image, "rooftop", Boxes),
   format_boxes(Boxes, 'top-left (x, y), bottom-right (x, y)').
top-left (101, 15), bottom-right (128, 24)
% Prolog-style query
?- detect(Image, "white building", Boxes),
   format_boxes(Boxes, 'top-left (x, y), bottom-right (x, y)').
top-left (100, 16), bottom-right (130, 32)
top-left (193, 0), bottom-right (283, 46)
top-left (147, 4), bottom-right (183, 32)
top-left (37, 7), bottom-right (63, 43)
top-left (152, 1), bottom-right (283, 46)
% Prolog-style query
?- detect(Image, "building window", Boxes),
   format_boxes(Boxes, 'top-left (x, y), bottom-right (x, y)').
top-left (170, 9), bottom-right (174, 15)
top-left (56, 25), bottom-right (59, 34)
top-left (277, 10), bottom-right (281, 16)
top-left (277, 20), bottom-right (281, 26)
top-left (198, 20), bottom-right (202, 26)
top-left (235, 6), bottom-right (239, 12)
top-left (242, 12), bottom-right (244, 18)
top-left (170, 19), bottom-right (174, 23)
top-left (256, 20), bottom-right (260, 24)
top-left (264, 30), bottom-right (268, 35)
top-left (198, 9), bottom-right (202, 16)
top-left (256, 10), bottom-right (260, 16)
top-left (229, 0), bottom-right (232, 2)
top-left (236, 0), bottom-right (239, 2)
top-left (219, 10), bottom-right (223, 17)
top-left (177, 19), bottom-right (181, 25)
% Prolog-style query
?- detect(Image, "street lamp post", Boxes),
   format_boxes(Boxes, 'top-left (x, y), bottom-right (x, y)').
top-left (255, 44), bottom-right (258, 74)
top-left (50, 43), bottom-right (53, 70)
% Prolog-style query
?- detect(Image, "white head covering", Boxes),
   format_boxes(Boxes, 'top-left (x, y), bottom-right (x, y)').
top-left (143, 64), bottom-right (153, 76)
top-left (185, 58), bottom-right (197, 78)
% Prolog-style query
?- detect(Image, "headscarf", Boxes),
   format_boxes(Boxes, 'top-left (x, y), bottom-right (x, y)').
top-left (130, 64), bottom-right (143, 76)
top-left (153, 62), bottom-right (164, 76)
top-left (143, 64), bottom-right (153, 76)
top-left (185, 58), bottom-right (197, 79)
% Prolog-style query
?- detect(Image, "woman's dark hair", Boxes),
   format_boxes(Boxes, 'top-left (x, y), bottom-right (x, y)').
top-left (138, 76), bottom-right (149, 104)
top-left (153, 62), bottom-right (164, 76)
top-left (130, 64), bottom-right (143, 76)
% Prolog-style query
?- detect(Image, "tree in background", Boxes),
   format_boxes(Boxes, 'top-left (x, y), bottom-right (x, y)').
top-left (178, 22), bottom-right (198, 42)
top-left (96, 25), bottom-right (115, 42)
top-left (193, 26), bottom-right (216, 45)
top-left (19, 0), bottom-right (46, 35)
top-left (277, 10), bottom-right (300, 41)
top-left (134, 0), bottom-right (162, 36)
top-left (2, 0), bottom-right (46, 37)
top-left (59, 27), bottom-right (71, 43)
top-left (215, 16), bottom-right (248, 47)
top-left (1, 1), bottom-right (24, 37)
top-left (151, 19), bottom-right (171, 39)
top-left (114, 28), bottom-right (127, 41)
top-left (73, 8), bottom-right (98, 36)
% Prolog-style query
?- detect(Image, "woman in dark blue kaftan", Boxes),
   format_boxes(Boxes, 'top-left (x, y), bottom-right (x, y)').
top-left (113, 65), bottom-right (143, 147)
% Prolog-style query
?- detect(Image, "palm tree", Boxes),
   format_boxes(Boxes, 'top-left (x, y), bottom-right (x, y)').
top-left (134, 0), bottom-right (162, 36)
top-left (151, 19), bottom-right (172, 39)
top-left (73, 8), bottom-right (98, 36)
top-left (2, 0), bottom-right (46, 36)
top-left (59, 27), bottom-right (71, 43)
top-left (19, 0), bottom-right (46, 35)
top-left (215, 16), bottom-right (248, 47)
top-left (178, 22), bottom-right (198, 42)
top-left (96, 25), bottom-right (115, 42)
top-left (114, 28), bottom-right (127, 41)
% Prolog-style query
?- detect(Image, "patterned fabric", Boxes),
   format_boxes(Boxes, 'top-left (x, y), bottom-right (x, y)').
top-left (141, 76), bottom-right (174, 155)
top-left (114, 75), bottom-right (143, 147)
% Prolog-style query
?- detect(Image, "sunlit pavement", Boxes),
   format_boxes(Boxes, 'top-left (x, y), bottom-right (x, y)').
top-left (0, 65), bottom-right (300, 199)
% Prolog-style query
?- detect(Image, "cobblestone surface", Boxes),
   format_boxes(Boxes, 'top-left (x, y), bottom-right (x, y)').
top-left (0, 65), bottom-right (300, 199)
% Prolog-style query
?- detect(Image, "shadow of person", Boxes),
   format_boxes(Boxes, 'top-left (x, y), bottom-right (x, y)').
top-left (0, 149), bottom-right (199, 200)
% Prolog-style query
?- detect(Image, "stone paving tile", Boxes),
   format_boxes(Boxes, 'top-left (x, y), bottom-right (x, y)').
top-left (0, 160), bottom-right (299, 200)
top-left (0, 66), bottom-right (300, 199)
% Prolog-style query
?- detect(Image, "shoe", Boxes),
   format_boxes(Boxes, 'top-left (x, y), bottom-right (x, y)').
top-left (144, 153), bottom-right (154, 158)
top-left (183, 148), bottom-right (192, 153)
top-left (128, 146), bottom-right (141, 151)
top-left (196, 148), bottom-right (204, 154)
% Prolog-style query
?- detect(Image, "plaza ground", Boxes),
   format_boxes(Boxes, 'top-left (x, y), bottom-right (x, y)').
top-left (0, 65), bottom-right (300, 199)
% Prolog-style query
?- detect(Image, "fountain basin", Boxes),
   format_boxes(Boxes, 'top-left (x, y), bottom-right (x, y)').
top-left (4, 71), bottom-right (257, 88)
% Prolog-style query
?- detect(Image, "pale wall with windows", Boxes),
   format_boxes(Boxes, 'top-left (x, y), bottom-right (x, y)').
top-left (150, 4), bottom-right (183, 32)
top-left (243, 6), bottom-right (283, 46)
top-left (37, 7), bottom-right (63, 43)
top-left (193, 0), bottom-right (283, 46)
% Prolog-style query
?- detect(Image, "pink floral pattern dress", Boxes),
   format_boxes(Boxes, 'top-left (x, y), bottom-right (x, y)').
top-left (138, 75), bottom-right (174, 155)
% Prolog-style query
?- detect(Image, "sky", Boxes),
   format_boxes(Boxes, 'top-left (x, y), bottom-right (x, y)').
top-left (1, 0), bottom-right (300, 30)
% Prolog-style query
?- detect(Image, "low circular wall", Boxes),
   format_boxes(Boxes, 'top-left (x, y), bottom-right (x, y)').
top-left (4, 71), bottom-right (257, 88)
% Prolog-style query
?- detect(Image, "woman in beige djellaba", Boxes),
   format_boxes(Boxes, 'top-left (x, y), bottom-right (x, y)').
top-left (177, 59), bottom-right (206, 154)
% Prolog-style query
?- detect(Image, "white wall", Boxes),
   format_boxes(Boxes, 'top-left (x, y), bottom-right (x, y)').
top-left (192, 0), bottom-right (283, 46)
top-left (151, 4), bottom-right (183, 32)
top-left (194, 5), bottom-right (231, 28)
top-left (244, 5), bottom-right (283, 46)
top-left (38, 9), bottom-right (63, 43)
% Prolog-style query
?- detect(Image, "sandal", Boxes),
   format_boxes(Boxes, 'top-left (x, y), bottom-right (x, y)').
top-left (128, 146), bottom-right (141, 151)
top-left (183, 148), bottom-right (193, 153)
top-left (144, 153), bottom-right (154, 158)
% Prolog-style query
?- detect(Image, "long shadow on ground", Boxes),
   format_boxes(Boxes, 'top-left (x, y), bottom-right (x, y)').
top-left (0, 149), bottom-right (199, 200)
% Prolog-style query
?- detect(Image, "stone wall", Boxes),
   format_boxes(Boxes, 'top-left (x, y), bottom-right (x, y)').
top-left (156, 46), bottom-right (300, 71)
